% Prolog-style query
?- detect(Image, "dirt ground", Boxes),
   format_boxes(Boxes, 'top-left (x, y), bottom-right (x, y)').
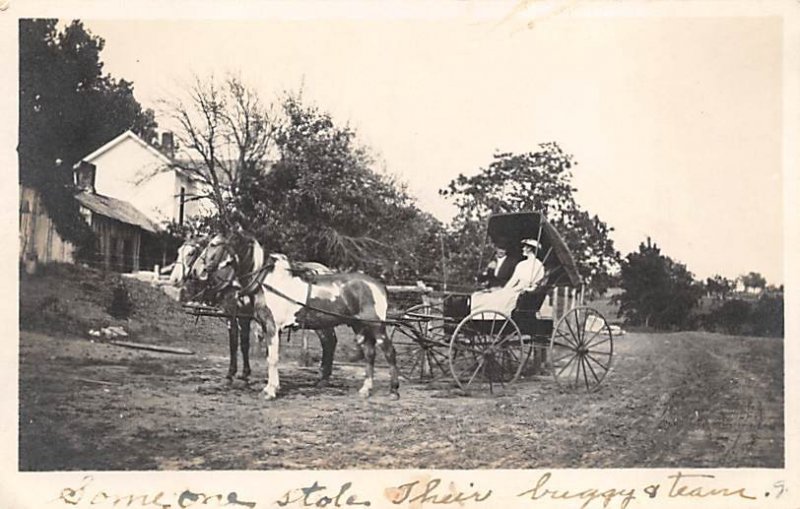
top-left (18, 266), bottom-right (783, 470)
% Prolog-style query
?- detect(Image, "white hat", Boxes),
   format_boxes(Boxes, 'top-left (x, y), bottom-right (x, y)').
top-left (520, 238), bottom-right (540, 249)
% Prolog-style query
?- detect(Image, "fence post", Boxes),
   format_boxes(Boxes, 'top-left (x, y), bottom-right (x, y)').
top-left (553, 287), bottom-right (559, 320)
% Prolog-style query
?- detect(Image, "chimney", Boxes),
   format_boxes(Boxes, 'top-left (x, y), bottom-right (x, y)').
top-left (74, 161), bottom-right (97, 193)
top-left (161, 131), bottom-right (175, 159)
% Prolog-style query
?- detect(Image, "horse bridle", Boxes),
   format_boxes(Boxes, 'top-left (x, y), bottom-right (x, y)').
top-left (173, 241), bottom-right (202, 282)
top-left (195, 234), bottom-right (269, 300)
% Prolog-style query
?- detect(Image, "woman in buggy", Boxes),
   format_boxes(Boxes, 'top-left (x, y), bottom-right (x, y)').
top-left (471, 238), bottom-right (548, 314)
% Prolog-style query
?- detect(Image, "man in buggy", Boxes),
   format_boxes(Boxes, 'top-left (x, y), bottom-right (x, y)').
top-left (471, 238), bottom-right (548, 314)
top-left (478, 242), bottom-right (524, 288)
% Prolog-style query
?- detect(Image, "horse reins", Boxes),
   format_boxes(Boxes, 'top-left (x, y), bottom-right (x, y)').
top-left (258, 279), bottom-right (399, 326)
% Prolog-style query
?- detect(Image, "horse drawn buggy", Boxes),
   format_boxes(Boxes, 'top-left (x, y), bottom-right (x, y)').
top-left (389, 211), bottom-right (614, 394)
top-left (176, 211), bottom-right (613, 399)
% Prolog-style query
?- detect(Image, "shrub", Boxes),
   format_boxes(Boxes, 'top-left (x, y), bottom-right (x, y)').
top-left (707, 299), bottom-right (751, 335)
top-left (704, 295), bottom-right (784, 337)
top-left (108, 279), bottom-right (134, 319)
top-left (751, 295), bottom-right (784, 337)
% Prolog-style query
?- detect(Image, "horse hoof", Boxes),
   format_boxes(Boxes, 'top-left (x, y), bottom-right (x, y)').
top-left (315, 378), bottom-right (330, 388)
top-left (263, 384), bottom-right (279, 400)
top-left (388, 392), bottom-right (400, 401)
top-left (358, 388), bottom-right (371, 399)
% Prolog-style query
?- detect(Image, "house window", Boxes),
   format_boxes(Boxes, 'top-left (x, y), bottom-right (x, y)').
top-left (75, 161), bottom-right (97, 192)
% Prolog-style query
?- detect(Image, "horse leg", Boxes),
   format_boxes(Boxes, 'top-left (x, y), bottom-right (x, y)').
top-left (376, 326), bottom-right (400, 399)
top-left (356, 330), bottom-right (376, 398)
top-left (263, 326), bottom-right (282, 400)
top-left (252, 305), bottom-right (280, 400)
top-left (316, 328), bottom-right (337, 387)
top-left (239, 318), bottom-right (251, 381)
top-left (226, 317), bottom-right (239, 381)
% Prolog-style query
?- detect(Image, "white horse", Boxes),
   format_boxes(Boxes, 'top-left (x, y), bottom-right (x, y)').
top-left (170, 236), bottom-right (340, 384)
top-left (192, 232), bottom-right (400, 400)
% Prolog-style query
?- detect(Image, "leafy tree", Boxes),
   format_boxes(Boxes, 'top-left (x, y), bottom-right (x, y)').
top-left (245, 95), bottom-right (439, 279)
top-left (705, 274), bottom-right (734, 300)
top-left (740, 271), bottom-right (767, 293)
top-left (615, 238), bottom-right (704, 329)
top-left (19, 19), bottom-right (158, 253)
top-left (169, 85), bottom-right (442, 281)
top-left (440, 143), bottom-right (619, 291)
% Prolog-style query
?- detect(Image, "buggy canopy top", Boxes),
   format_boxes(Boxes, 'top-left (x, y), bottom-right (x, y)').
top-left (487, 211), bottom-right (581, 287)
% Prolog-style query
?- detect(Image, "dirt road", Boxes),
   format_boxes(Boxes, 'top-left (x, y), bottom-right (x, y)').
top-left (18, 327), bottom-right (782, 470)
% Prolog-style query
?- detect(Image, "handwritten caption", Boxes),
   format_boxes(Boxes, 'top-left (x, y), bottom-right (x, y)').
top-left (53, 472), bottom-right (786, 509)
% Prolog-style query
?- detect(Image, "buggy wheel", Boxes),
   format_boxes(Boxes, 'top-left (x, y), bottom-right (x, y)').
top-left (448, 310), bottom-right (530, 394)
top-left (390, 304), bottom-right (450, 382)
top-left (549, 306), bottom-right (613, 391)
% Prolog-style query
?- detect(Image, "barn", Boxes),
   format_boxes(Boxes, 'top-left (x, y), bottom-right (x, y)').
top-left (73, 191), bottom-right (160, 273)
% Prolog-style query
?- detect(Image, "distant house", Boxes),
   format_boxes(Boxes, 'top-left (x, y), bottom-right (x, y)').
top-left (22, 130), bottom-right (215, 273)
top-left (73, 130), bottom-right (214, 226)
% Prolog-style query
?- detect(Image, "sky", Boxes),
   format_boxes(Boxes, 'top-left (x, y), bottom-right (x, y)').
top-left (82, 11), bottom-right (784, 284)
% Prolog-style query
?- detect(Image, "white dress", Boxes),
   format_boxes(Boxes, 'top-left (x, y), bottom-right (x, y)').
top-left (470, 256), bottom-right (546, 315)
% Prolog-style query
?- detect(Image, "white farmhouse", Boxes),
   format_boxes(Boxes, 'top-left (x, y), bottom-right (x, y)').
top-left (73, 130), bottom-right (214, 226)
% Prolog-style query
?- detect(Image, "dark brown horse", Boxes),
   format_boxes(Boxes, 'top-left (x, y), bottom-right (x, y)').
top-left (170, 237), bottom-right (338, 384)
top-left (192, 232), bottom-right (400, 400)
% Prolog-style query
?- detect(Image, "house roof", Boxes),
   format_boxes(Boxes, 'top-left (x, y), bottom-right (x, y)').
top-left (75, 191), bottom-right (160, 234)
top-left (74, 130), bottom-right (172, 168)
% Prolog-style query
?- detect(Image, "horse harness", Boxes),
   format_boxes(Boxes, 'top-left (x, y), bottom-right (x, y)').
top-left (216, 240), bottom-right (393, 327)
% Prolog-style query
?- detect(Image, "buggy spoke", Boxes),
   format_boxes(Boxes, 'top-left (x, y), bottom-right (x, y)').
top-left (465, 357), bottom-right (486, 387)
top-left (582, 326), bottom-right (602, 348)
top-left (581, 356), bottom-right (591, 390)
top-left (576, 311), bottom-right (587, 345)
top-left (400, 349), bottom-right (423, 379)
top-left (551, 349), bottom-right (577, 366)
top-left (506, 346), bottom-right (521, 363)
top-left (577, 309), bottom-right (587, 344)
top-left (585, 335), bottom-right (611, 350)
top-left (554, 330), bottom-right (580, 348)
top-left (429, 349), bottom-right (448, 375)
top-left (586, 352), bottom-right (610, 371)
top-left (587, 348), bottom-right (613, 358)
top-left (584, 327), bottom-right (603, 345)
top-left (584, 355), bottom-right (601, 383)
top-left (493, 319), bottom-right (510, 343)
top-left (556, 353), bottom-right (578, 377)
top-left (492, 356), bottom-right (508, 388)
top-left (493, 331), bottom-right (518, 350)
top-left (564, 314), bottom-right (579, 344)
top-left (552, 340), bottom-right (577, 352)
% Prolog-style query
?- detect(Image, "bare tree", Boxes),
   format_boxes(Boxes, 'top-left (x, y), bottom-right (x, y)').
top-left (164, 75), bottom-right (280, 227)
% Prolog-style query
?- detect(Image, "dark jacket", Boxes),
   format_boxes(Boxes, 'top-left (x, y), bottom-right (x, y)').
top-left (478, 252), bottom-right (524, 288)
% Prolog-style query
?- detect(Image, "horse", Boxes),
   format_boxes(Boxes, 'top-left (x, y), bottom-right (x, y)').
top-left (192, 231), bottom-right (400, 400)
top-left (170, 237), bottom-right (340, 385)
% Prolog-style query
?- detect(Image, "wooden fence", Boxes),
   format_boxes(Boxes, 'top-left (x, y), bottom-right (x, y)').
top-left (19, 186), bottom-right (75, 267)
